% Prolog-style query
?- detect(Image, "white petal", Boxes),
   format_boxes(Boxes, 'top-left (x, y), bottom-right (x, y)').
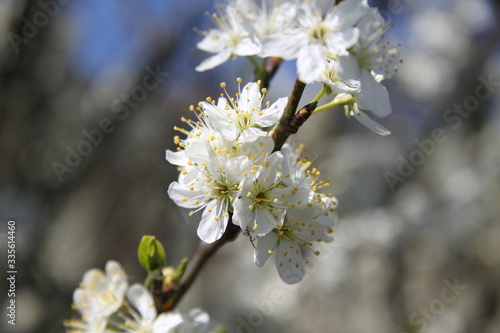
top-left (165, 150), bottom-right (188, 166)
top-left (254, 209), bottom-right (278, 236)
top-left (327, 0), bottom-right (368, 27)
top-left (297, 43), bottom-right (327, 83)
top-left (325, 28), bottom-right (360, 54)
top-left (184, 141), bottom-right (216, 165)
top-left (233, 197), bottom-right (256, 230)
top-left (126, 284), bottom-right (157, 325)
top-left (234, 36), bottom-right (261, 56)
top-left (105, 261), bottom-right (128, 302)
top-left (153, 312), bottom-right (184, 332)
top-left (358, 70), bottom-right (392, 117)
top-left (197, 30), bottom-right (228, 53)
top-left (352, 110), bottom-right (391, 136)
top-left (187, 308), bottom-right (210, 329)
top-left (80, 268), bottom-right (106, 291)
top-left (197, 201), bottom-right (228, 243)
top-left (239, 127), bottom-right (267, 142)
top-left (254, 233), bottom-right (278, 267)
top-left (239, 82), bottom-right (262, 112)
top-left (198, 105), bottom-right (238, 141)
top-left (257, 97), bottom-right (288, 127)
top-left (275, 239), bottom-right (306, 284)
top-left (195, 49), bottom-right (231, 72)
top-left (314, 211), bottom-right (338, 227)
top-left (259, 152), bottom-right (283, 186)
top-left (202, 101), bottom-right (229, 121)
top-left (167, 182), bottom-right (205, 209)
top-left (178, 166), bottom-right (201, 186)
top-left (335, 54), bottom-right (362, 81)
top-left (261, 32), bottom-right (306, 59)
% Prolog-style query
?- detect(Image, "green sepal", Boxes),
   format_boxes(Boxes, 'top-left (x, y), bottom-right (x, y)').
top-left (323, 83), bottom-right (333, 95)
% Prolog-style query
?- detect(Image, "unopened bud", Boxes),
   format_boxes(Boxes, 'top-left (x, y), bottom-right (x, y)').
top-left (138, 235), bottom-right (166, 273)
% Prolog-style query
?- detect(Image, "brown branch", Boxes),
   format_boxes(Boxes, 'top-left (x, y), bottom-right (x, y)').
top-left (164, 221), bottom-right (241, 311)
top-left (262, 57), bottom-right (283, 89)
top-left (268, 78), bottom-right (307, 152)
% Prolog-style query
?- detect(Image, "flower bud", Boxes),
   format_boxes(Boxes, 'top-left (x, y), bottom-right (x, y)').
top-left (137, 236), bottom-right (166, 273)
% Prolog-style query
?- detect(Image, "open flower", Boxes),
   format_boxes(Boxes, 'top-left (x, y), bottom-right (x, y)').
top-left (196, 6), bottom-right (261, 71)
top-left (250, 142), bottom-right (338, 283)
top-left (233, 152), bottom-right (309, 236)
top-left (335, 7), bottom-right (400, 119)
top-left (168, 141), bottom-right (250, 243)
top-left (262, 0), bottom-right (369, 83)
top-left (234, 0), bottom-right (298, 41)
top-left (201, 80), bottom-right (287, 142)
top-left (321, 60), bottom-right (392, 135)
top-left (65, 261), bottom-right (128, 333)
top-left (120, 284), bottom-right (209, 333)
top-left (254, 202), bottom-right (336, 284)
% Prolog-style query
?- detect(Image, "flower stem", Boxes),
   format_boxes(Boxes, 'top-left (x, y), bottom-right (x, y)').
top-left (312, 95), bottom-right (354, 114)
top-left (311, 85), bottom-right (327, 103)
top-left (248, 56), bottom-right (260, 69)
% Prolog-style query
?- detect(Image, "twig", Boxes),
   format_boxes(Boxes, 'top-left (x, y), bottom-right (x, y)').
top-left (165, 221), bottom-right (241, 310)
top-left (268, 78), bottom-right (306, 152)
top-left (262, 57), bottom-right (283, 89)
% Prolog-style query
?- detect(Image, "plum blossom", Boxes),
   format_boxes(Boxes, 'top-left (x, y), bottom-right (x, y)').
top-left (262, 0), bottom-right (369, 83)
top-left (120, 284), bottom-right (210, 333)
top-left (254, 201), bottom-right (336, 283)
top-left (196, 6), bottom-right (261, 71)
top-left (201, 80), bottom-right (287, 142)
top-left (332, 8), bottom-right (400, 132)
top-left (321, 60), bottom-right (392, 135)
top-left (65, 261), bottom-right (128, 333)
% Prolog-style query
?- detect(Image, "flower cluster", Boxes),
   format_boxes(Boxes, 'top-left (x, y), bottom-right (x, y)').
top-left (196, 0), bottom-right (400, 135)
top-left (64, 261), bottom-right (210, 333)
top-left (167, 79), bottom-right (337, 283)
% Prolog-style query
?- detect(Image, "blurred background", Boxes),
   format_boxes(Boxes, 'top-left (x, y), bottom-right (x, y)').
top-left (1, 0), bottom-right (499, 332)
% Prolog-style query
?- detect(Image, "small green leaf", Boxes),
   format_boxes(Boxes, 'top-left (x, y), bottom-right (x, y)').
top-left (173, 257), bottom-right (189, 283)
top-left (138, 235), bottom-right (166, 273)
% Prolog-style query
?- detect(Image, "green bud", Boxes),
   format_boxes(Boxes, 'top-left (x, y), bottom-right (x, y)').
top-left (332, 93), bottom-right (354, 106)
top-left (138, 235), bottom-right (166, 273)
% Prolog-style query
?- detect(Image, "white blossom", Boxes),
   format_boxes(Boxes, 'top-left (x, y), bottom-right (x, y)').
top-left (321, 60), bottom-right (391, 135)
top-left (65, 261), bottom-right (128, 333)
top-left (250, 142), bottom-right (338, 283)
top-left (262, 0), bottom-right (369, 83)
top-left (254, 201), bottom-right (336, 284)
top-left (201, 81), bottom-right (287, 142)
top-left (335, 7), bottom-right (400, 118)
top-left (233, 151), bottom-right (310, 236)
top-left (196, 6), bottom-right (261, 71)
top-left (234, 0), bottom-right (298, 41)
top-left (119, 284), bottom-right (209, 333)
